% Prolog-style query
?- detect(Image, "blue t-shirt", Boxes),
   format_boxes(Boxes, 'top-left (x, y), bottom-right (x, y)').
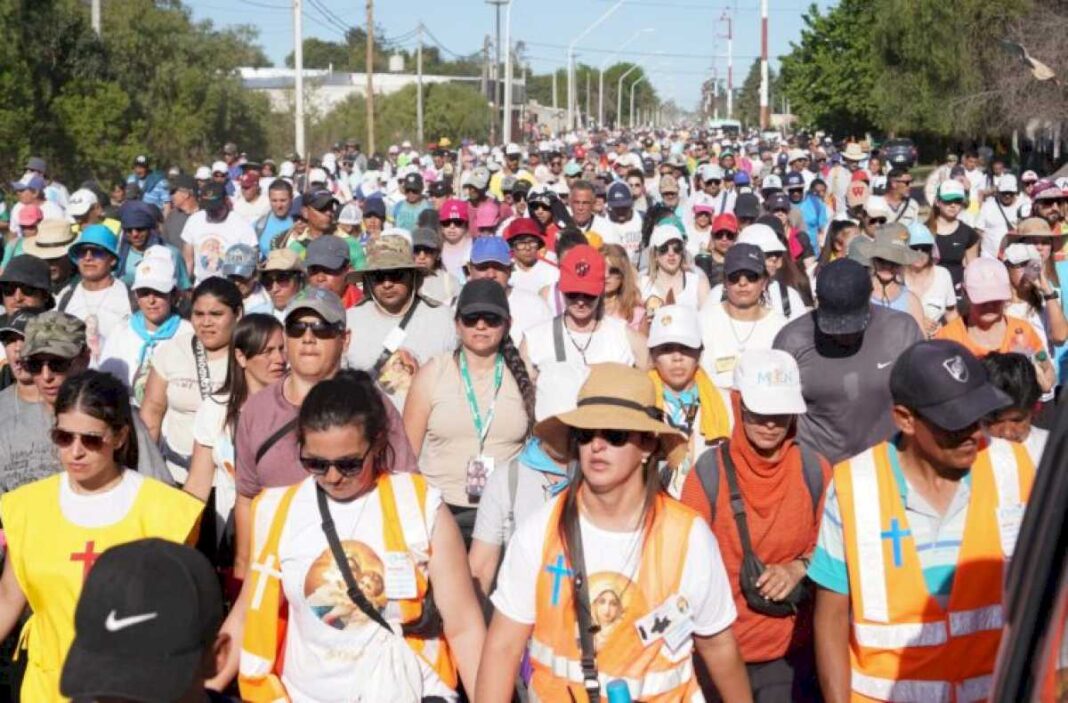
top-left (392, 199), bottom-right (431, 232)
top-left (258, 214), bottom-right (294, 257)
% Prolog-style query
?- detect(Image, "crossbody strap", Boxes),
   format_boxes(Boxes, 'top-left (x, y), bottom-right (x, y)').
top-left (254, 417), bottom-right (298, 466)
top-left (719, 441), bottom-right (757, 556)
top-left (372, 296), bottom-right (421, 375)
top-left (315, 485), bottom-right (393, 632)
top-left (553, 315), bottom-right (566, 362)
top-left (192, 336), bottom-right (213, 400)
top-left (564, 507), bottom-right (602, 703)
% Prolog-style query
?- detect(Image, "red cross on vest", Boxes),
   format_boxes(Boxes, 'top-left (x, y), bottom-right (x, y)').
top-left (70, 540), bottom-right (101, 581)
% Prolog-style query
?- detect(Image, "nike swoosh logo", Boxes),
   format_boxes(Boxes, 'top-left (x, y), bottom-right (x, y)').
top-left (105, 610), bottom-right (158, 632)
top-left (877, 361), bottom-right (893, 369)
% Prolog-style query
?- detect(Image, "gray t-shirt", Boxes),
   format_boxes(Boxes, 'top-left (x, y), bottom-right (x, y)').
top-left (162, 209), bottom-right (191, 251)
top-left (0, 386), bottom-right (172, 495)
top-left (472, 457), bottom-right (560, 547)
top-left (773, 305), bottom-right (923, 464)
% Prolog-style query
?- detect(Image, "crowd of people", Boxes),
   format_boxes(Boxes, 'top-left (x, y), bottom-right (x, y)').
top-left (0, 127), bottom-right (1057, 702)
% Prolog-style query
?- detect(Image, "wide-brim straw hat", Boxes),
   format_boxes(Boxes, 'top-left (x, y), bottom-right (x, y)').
top-left (346, 234), bottom-right (422, 284)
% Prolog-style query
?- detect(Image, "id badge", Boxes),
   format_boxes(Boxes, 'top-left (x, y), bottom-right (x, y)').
top-left (466, 456), bottom-right (494, 499)
top-left (714, 356), bottom-right (737, 374)
top-left (635, 595), bottom-right (694, 655)
top-left (384, 551), bottom-right (418, 600)
top-left (382, 325), bottom-right (408, 354)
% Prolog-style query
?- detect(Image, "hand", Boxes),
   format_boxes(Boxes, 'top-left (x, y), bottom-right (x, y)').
top-left (755, 560), bottom-right (807, 602)
top-left (923, 317), bottom-right (941, 338)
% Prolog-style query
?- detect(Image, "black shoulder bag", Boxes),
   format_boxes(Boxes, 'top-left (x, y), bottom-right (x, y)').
top-left (564, 509), bottom-right (604, 703)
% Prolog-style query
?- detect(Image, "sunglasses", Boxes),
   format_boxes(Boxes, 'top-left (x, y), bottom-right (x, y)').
top-left (471, 262), bottom-right (511, 273)
top-left (608, 267), bottom-right (624, 277)
top-left (713, 230), bottom-right (737, 240)
top-left (262, 271), bottom-right (300, 287)
top-left (705, 179), bottom-right (722, 186)
top-left (134, 288), bottom-right (168, 299)
top-left (529, 203), bottom-right (551, 212)
top-left (459, 312), bottom-right (505, 328)
top-left (574, 428), bottom-right (632, 447)
top-left (868, 217), bottom-right (888, 225)
top-left (300, 454), bottom-right (366, 476)
top-left (442, 218), bottom-right (467, 227)
top-left (727, 271), bottom-right (762, 284)
top-left (413, 245), bottom-right (439, 257)
top-left (910, 244), bottom-right (934, 255)
top-left (25, 356), bottom-right (74, 375)
top-left (369, 270), bottom-right (413, 285)
top-left (564, 292), bottom-right (598, 304)
top-left (511, 238), bottom-right (541, 250)
top-left (894, 179), bottom-right (914, 186)
top-left (76, 246), bottom-right (111, 261)
top-left (51, 428), bottom-right (109, 452)
top-left (308, 265), bottom-right (346, 278)
top-left (285, 319), bottom-right (345, 340)
top-left (657, 241), bottom-right (684, 255)
top-left (0, 282), bottom-right (45, 298)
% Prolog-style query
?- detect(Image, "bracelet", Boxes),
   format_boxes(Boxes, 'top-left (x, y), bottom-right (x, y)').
top-left (1042, 290), bottom-right (1060, 301)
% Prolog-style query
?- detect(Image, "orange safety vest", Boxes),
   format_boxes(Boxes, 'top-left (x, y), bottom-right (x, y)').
top-left (529, 491), bottom-right (703, 702)
top-left (835, 439), bottom-right (1034, 703)
top-left (238, 473), bottom-right (457, 701)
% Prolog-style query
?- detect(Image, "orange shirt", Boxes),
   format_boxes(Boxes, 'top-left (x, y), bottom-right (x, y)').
top-left (935, 314), bottom-right (1043, 357)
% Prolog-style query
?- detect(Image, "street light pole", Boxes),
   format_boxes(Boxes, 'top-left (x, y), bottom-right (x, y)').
top-left (567, 0), bottom-right (625, 131)
top-left (487, 0), bottom-right (506, 145)
top-left (629, 75), bottom-right (646, 128)
top-left (616, 63), bottom-right (640, 129)
top-left (598, 27), bottom-right (652, 129)
top-left (719, 10), bottom-right (733, 120)
top-left (759, 0), bottom-right (769, 129)
top-left (502, 0), bottom-right (514, 144)
top-left (416, 23), bottom-right (424, 146)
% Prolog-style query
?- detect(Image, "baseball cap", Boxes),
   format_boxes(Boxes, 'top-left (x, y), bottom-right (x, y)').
top-left (337, 202), bottom-right (362, 225)
top-left (1003, 243), bottom-right (1040, 266)
top-left (22, 311), bottom-right (86, 359)
top-left (221, 243), bottom-right (258, 279)
top-left (469, 236), bottom-right (512, 267)
top-left (428, 180), bottom-right (452, 198)
top-left (559, 244), bottom-right (606, 297)
top-left (733, 349), bottom-right (807, 415)
top-left (847, 181), bottom-right (871, 209)
top-left (734, 193), bottom-right (760, 220)
top-left (713, 213), bottom-right (739, 234)
top-left (456, 278), bottom-right (510, 320)
top-left (210, 160), bottom-right (228, 175)
top-left (765, 192), bottom-right (792, 212)
top-left (17, 204), bottom-right (43, 228)
top-left (737, 223), bottom-right (786, 254)
top-left (889, 340), bottom-right (1011, 431)
top-left (468, 166), bottom-right (491, 191)
top-left (0, 308), bottom-right (41, 345)
top-left (412, 226), bottom-right (442, 250)
top-left (784, 172), bottom-right (805, 190)
top-left (363, 196), bottom-right (387, 219)
top-left (650, 224), bottom-right (685, 249)
top-left (120, 203), bottom-right (156, 231)
top-left (503, 218), bottom-right (542, 244)
top-left (194, 165), bottom-right (212, 181)
top-left (606, 181), bottom-right (633, 209)
top-left (963, 257), bottom-right (1011, 304)
top-left (658, 175), bottom-right (679, 194)
top-left (239, 172), bottom-right (259, 190)
top-left (11, 175), bottom-right (45, 192)
top-left (67, 189), bottom-right (99, 218)
top-left (723, 242), bottom-right (766, 278)
top-left (25, 157), bottom-right (47, 173)
top-left (761, 174), bottom-right (783, 191)
top-left (303, 189), bottom-right (338, 212)
top-left (284, 287), bottom-right (346, 325)
top-left (198, 182), bottom-right (227, 208)
top-left (304, 235), bottom-right (350, 270)
top-left (307, 168), bottom-right (329, 186)
top-left (133, 154), bottom-right (150, 167)
top-left (60, 539), bottom-right (224, 703)
top-left (997, 174), bottom-right (1019, 193)
top-left (734, 171), bottom-right (751, 187)
top-left (788, 149), bottom-right (808, 163)
top-left (260, 248), bottom-right (304, 272)
top-left (439, 198), bottom-right (469, 222)
top-left (814, 258), bottom-right (873, 335)
top-left (1021, 170), bottom-right (1039, 183)
top-left (907, 222), bottom-right (936, 247)
top-left (647, 304), bottom-right (701, 350)
top-left (0, 255), bottom-right (51, 292)
top-left (132, 247), bottom-right (177, 293)
top-left (937, 179), bottom-right (967, 202)
top-left (864, 198), bottom-right (890, 219)
top-left (403, 172), bottom-right (424, 193)
top-left (564, 161), bottom-right (583, 177)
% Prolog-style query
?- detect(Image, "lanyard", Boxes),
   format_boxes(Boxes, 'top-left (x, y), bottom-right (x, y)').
top-left (459, 351), bottom-right (504, 452)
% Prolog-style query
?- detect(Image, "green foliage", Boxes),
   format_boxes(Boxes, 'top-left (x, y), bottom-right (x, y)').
top-left (525, 63), bottom-right (657, 128)
top-left (734, 59), bottom-right (778, 128)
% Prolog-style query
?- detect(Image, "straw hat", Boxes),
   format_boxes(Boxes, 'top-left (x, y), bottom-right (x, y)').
top-left (23, 219), bottom-right (76, 260)
top-left (346, 234), bottom-right (421, 284)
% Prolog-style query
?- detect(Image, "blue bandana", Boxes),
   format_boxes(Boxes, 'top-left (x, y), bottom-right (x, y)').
top-left (519, 438), bottom-right (569, 496)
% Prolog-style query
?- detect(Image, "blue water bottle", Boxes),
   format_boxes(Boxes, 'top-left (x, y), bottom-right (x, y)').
top-left (606, 678), bottom-right (632, 703)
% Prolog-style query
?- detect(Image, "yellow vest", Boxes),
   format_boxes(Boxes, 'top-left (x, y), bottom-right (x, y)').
top-left (0, 473), bottom-right (203, 702)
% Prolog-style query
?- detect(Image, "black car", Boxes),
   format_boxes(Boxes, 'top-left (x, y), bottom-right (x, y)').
top-left (882, 138), bottom-right (919, 169)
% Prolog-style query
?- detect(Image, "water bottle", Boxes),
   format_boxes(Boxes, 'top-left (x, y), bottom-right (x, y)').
top-left (606, 679), bottom-right (632, 703)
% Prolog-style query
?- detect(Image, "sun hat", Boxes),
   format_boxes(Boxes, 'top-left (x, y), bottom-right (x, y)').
top-left (907, 222), bottom-right (936, 247)
top-left (647, 304), bottom-right (701, 350)
top-left (23, 219), bottom-right (76, 260)
top-left (0, 255), bottom-right (51, 292)
top-left (1013, 217), bottom-right (1057, 238)
top-left (737, 223), bottom-right (786, 254)
top-left (347, 235), bottom-right (419, 283)
top-left (841, 143), bottom-right (868, 161)
top-left (854, 223), bottom-right (922, 267)
top-left (733, 349), bottom-right (806, 415)
top-left (815, 259), bottom-right (873, 335)
top-left (456, 278), bottom-right (510, 321)
top-left (69, 224), bottom-right (119, 263)
top-left (889, 340), bottom-right (1011, 431)
top-left (963, 257), bottom-right (1011, 304)
top-left (132, 248), bottom-right (177, 293)
top-left (650, 224), bottom-right (685, 249)
top-left (1003, 243), bottom-right (1040, 266)
top-left (558, 244), bottom-right (606, 297)
top-left (937, 179), bottom-right (967, 202)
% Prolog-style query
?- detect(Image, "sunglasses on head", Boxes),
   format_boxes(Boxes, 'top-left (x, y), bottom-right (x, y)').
top-left (442, 218), bottom-right (467, 227)
top-left (727, 270), bottom-right (761, 284)
top-left (300, 454), bottom-right (366, 476)
top-left (25, 356), bottom-right (74, 375)
top-left (0, 282), bottom-right (44, 298)
top-left (284, 319), bottom-right (344, 340)
top-left (51, 428), bottom-right (108, 452)
top-left (370, 270), bottom-right (413, 285)
top-left (574, 428), bottom-right (633, 447)
top-left (459, 312), bottom-right (505, 328)
top-left (657, 241), bottom-right (684, 255)
top-left (262, 271), bottom-right (299, 287)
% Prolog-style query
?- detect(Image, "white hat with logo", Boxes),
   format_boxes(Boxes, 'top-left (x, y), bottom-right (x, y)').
top-left (733, 349), bottom-right (807, 415)
top-left (647, 305), bottom-right (702, 350)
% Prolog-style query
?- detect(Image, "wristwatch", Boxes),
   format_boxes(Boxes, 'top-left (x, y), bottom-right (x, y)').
top-left (1042, 290), bottom-right (1060, 301)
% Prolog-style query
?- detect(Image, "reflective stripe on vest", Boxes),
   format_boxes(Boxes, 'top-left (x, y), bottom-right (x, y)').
top-left (851, 670), bottom-right (994, 703)
top-left (528, 637), bottom-right (695, 699)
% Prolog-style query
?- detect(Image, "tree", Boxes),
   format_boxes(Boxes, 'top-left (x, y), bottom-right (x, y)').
top-left (284, 38), bottom-right (350, 70)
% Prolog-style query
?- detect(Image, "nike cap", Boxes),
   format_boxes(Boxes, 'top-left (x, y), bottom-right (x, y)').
top-left (61, 538), bottom-right (224, 702)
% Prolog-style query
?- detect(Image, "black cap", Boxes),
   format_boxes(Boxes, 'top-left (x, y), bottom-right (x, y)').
top-left (765, 192), bottom-right (792, 212)
top-left (456, 278), bottom-right (510, 321)
top-left (363, 196), bottom-right (386, 219)
top-left (428, 180), bottom-right (452, 198)
top-left (305, 235), bottom-right (349, 269)
top-left (815, 259), bottom-right (873, 335)
top-left (0, 255), bottom-right (51, 292)
top-left (724, 243), bottom-right (767, 277)
top-left (402, 172), bottom-right (424, 193)
top-left (734, 192), bottom-right (761, 220)
top-left (168, 173), bottom-right (196, 194)
top-left (0, 307), bottom-right (43, 344)
top-left (303, 189), bottom-right (338, 212)
top-left (60, 539), bottom-right (223, 702)
top-left (197, 181), bottom-right (227, 208)
top-left (890, 340), bottom-right (1012, 431)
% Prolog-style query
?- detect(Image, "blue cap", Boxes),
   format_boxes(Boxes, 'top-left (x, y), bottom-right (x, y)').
top-left (11, 175), bottom-right (45, 192)
top-left (364, 196), bottom-right (387, 219)
top-left (784, 171), bottom-right (805, 190)
top-left (563, 161), bottom-right (583, 177)
top-left (469, 236), bottom-right (511, 267)
top-left (70, 224), bottom-right (120, 263)
top-left (907, 222), bottom-right (935, 247)
top-left (119, 202), bottom-right (156, 231)
top-left (734, 171), bottom-right (751, 186)
top-left (606, 181), bottom-right (633, 209)
top-left (222, 244), bottom-right (259, 279)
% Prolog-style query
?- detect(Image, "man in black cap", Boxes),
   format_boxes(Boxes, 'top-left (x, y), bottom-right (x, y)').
top-left (60, 539), bottom-right (231, 703)
top-left (0, 255), bottom-right (53, 313)
top-left (809, 339), bottom-right (1032, 703)
top-left (774, 258), bottom-right (923, 464)
top-left (393, 172), bottom-right (430, 232)
top-left (305, 235), bottom-right (358, 307)
top-left (272, 188), bottom-right (338, 256)
top-left (0, 307), bottom-right (41, 394)
top-left (180, 181), bottom-right (257, 283)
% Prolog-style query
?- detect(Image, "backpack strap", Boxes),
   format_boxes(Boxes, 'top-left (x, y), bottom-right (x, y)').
top-left (254, 417), bottom-right (298, 466)
top-left (693, 444), bottom-right (722, 523)
top-left (57, 285), bottom-right (76, 313)
top-left (778, 279), bottom-right (791, 318)
top-left (799, 443), bottom-right (825, 518)
top-left (552, 315), bottom-right (566, 362)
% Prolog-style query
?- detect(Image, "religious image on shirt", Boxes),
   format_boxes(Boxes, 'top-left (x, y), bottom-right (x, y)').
top-left (197, 236), bottom-right (225, 275)
top-left (85, 314), bottom-right (101, 362)
top-left (587, 571), bottom-right (646, 651)
top-left (377, 349), bottom-right (418, 397)
top-left (304, 541), bottom-right (386, 630)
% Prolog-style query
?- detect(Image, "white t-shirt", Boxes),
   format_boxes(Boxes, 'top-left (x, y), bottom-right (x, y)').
top-left (685, 226), bottom-right (712, 259)
top-left (274, 478), bottom-right (454, 702)
top-left (61, 279), bottom-right (132, 363)
top-left (232, 192), bottom-right (271, 224)
top-left (709, 280), bottom-right (807, 321)
top-left (640, 271), bottom-right (702, 311)
top-left (192, 395), bottom-right (237, 544)
top-left (98, 318), bottom-right (193, 403)
top-left (913, 266), bottom-right (956, 322)
top-left (698, 302), bottom-right (787, 388)
top-left (59, 469), bottom-right (142, 527)
top-left (243, 286), bottom-right (273, 315)
top-left (525, 315), bottom-right (635, 371)
top-left (597, 212), bottom-right (644, 264)
top-left (510, 260), bottom-right (559, 297)
top-left (181, 210), bottom-right (258, 281)
top-left (491, 495), bottom-right (737, 640)
top-left (977, 197), bottom-right (1020, 258)
top-left (508, 287), bottom-right (553, 347)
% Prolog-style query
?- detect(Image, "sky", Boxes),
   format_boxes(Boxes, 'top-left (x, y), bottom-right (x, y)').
top-left (186, 0), bottom-right (833, 111)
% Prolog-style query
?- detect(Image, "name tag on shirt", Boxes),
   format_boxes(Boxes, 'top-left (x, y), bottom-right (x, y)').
top-left (996, 504), bottom-right (1025, 558)
top-left (382, 325), bottom-right (408, 353)
top-left (384, 551), bottom-right (418, 600)
top-left (714, 356), bottom-right (737, 374)
top-left (635, 595), bottom-right (693, 653)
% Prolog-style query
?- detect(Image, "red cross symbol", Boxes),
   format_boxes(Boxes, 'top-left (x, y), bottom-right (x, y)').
top-left (70, 541), bottom-right (101, 582)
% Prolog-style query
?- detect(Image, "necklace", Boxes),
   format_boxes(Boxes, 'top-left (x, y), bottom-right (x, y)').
top-left (564, 318), bottom-right (599, 363)
top-left (725, 304), bottom-right (760, 350)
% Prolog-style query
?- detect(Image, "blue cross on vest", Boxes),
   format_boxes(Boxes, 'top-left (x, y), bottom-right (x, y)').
top-left (881, 518), bottom-right (912, 568)
top-left (545, 554), bottom-right (573, 606)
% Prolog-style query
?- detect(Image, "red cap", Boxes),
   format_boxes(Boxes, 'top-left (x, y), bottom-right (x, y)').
top-left (559, 244), bottom-right (606, 297)
top-left (240, 172), bottom-right (259, 189)
top-left (438, 198), bottom-right (469, 222)
top-left (712, 212), bottom-right (738, 234)
top-left (503, 217), bottom-right (543, 243)
top-left (850, 170), bottom-right (870, 183)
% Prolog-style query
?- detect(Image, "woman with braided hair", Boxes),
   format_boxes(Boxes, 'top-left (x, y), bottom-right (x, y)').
top-left (404, 278), bottom-right (534, 545)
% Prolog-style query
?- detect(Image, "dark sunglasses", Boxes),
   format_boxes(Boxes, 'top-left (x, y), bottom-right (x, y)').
top-left (308, 265), bottom-right (346, 277)
top-left (262, 271), bottom-right (300, 286)
top-left (511, 192), bottom-right (527, 202)
top-left (459, 312), bottom-right (505, 328)
top-left (608, 267), bottom-right (624, 277)
top-left (0, 282), bottom-right (45, 298)
top-left (51, 428), bottom-right (108, 452)
top-left (705, 179), bottom-right (722, 186)
top-left (727, 271), bottom-right (761, 284)
top-left (25, 356), bottom-right (74, 375)
top-left (574, 428), bottom-right (632, 447)
top-left (134, 288), bottom-right (168, 299)
top-left (894, 179), bottom-right (914, 186)
top-left (713, 230), bottom-right (737, 240)
top-left (369, 270), bottom-right (413, 285)
top-left (285, 319), bottom-right (344, 340)
top-left (413, 245), bottom-right (439, 257)
top-left (75, 246), bottom-right (111, 260)
top-left (657, 241), bottom-right (684, 255)
top-left (442, 218), bottom-right (467, 227)
top-left (564, 292), bottom-right (598, 304)
top-left (868, 217), bottom-right (888, 225)
top-left (300, 454), bottom-right (366, 476)
top-left (910, 244), bottom-right (934, 255)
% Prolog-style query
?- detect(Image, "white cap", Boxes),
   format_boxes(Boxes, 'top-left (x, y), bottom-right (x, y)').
top-left (338, 202), bottom-right (363, 225)
top-left (505, 142), bottom-right (522, 156)
top-left (67, 188), bottom-right (98, 217)
top-left (308, 167), bottom-right (329, 185)
top-left (737, 223), bottom-right (786, 254)
top-left (650, 224), bottom-right (686, 249)
top-left (647, 305), bottom-right (701, 349)
top-left (997, 174), bottom-right (1019, 193)
top-left (388, 144), bottom-right (399, 154)
top-left (194, 165), bottom-right (212, 180)
top-left (733, 349), bottom-right (806, 415)
top-left (698, 164), bottom-right (725, 182)
top-left (937, 179), bottom-right (967, 201)
top-left (381, 227), bottom-right (412, 244)
top-left (864, 197), bottom-right (891, 219)
top-left (211, 160), bottom-right (228, 175)
top-left (534, 362), bottom-right (588, 422)
top-left (279, 161), bottom-right (296, 179)
top-left (1021, 169), bottom-right (1039, 182)
top-left (401, 140), bottom-right (412, 149)
top-left (1003, 243), bottom-right (1040, 265)
top-left (761, 173), bottom-right (782, 190)
top-left (132, 247), bottom-right (176, 293)
top-left (788, 149), bottom-right (808, 163)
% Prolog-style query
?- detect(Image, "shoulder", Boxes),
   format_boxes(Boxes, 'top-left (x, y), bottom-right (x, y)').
top-left (772, 311), bottom-right (815, 349)
top-left (3, 473), bottom-right (61, 507)
top-left (242, 380), bottom-right (286, 419)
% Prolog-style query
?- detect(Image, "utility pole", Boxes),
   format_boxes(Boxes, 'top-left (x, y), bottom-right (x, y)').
top-left (552, 69), bottom-right (557, 110)
top-left (294, 0), bottom-right (305, 158)
top-left (719, 10), bottom-right (733, 119)
top-left (585, 70), bottom-right (590, 129)
top-left (91, 0), bottom-right (101, 35)
top-left (502, 0), bottom-right (514, 145)
top-left (616, 64), bottom-right (640, 129)
top-left (366, 0), bottom-right (376, 155)
top-left (712, 67), bottom-right (719, 120)
top-left (759, 0), bottom-right (769, 129)
top-left (481, 36), bottom-right (490, 104)
top-left (488, 0), bottom-right (506, 144)
top-left (416, 23), bottom-right (424, 147)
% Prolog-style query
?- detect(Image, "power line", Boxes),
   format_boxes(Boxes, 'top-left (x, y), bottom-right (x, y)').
top-left (234, 0), bottom-right (290, 9)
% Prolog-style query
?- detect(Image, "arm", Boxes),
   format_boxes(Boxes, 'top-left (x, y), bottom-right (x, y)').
top-left (1038, 276), bottom-right (1068, 345)
top-left (138, 367), bottom-right (168, 443)
top-left (696, 272), bottom-right (711, 309)
top-left (402, 357), bottom-right (436, 455)
top-left (0, 554), bottom-right (28, 643)
top-left (206, 551), bottom-right (251, 690)
top-left (474, 610), bottom-right (533, 703)
top-left (468, 538), bottom-right (503, 601)
top-left (626, 327), bottom-right (650, 369)
top-left (814, 587), bottom-right (851, 703)
top-left (182, 243), bottom-right (194, 283)
top-left (232, 493), bottom-right (254, 580)
top-left (184, 441), bottom-right (215, 503)
top-left (693, 628), bottom-right (753, 703)
top-left (427, 504), bottom-right (486, 695)
top-left (964, 241), bottom-right (979, 266)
